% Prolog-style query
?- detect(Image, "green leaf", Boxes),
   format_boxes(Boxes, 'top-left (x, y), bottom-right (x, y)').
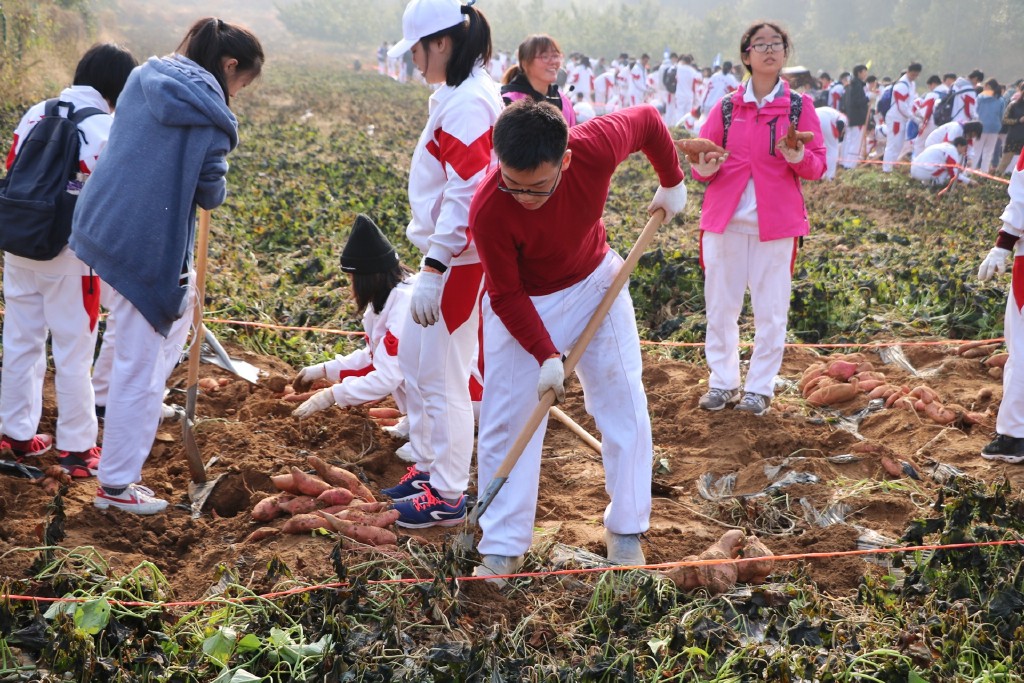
top-left (236, 633), bottom-right (262, 653)
top-left (203, 627), bottom-right (238, 666)
top-left (213, 668), bottom-right (262, 683)
top-left (908, 671), bottom-right (928, 683)
top-left (43, 599), bottom-right (77, 620)
top-left (647, 634), bottom-right (670, 655)
top-left (73, 598), bottom-right (111, 635)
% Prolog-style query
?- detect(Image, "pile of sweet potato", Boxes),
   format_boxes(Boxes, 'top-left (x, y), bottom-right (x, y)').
top-left (246, 455), bottom-right (398, 546)
top-left (661, 530), bottom-right (774, 595)
top-left (956, 340), bottom-right (1008, 380)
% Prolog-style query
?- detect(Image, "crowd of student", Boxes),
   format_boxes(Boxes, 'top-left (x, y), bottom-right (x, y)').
top-left (3, 0), bottom-right (1022, 584)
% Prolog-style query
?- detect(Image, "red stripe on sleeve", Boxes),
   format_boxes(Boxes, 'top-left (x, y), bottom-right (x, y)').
top-left (5, 134), bottom-right (18, 171)
top-left (435, 127), bottom-right (493, 181)
top-left (383, 330), bottom-right (399, 357)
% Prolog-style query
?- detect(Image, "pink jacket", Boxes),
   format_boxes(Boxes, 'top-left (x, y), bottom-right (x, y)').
top-left (693, 81), bottom-right (826, 240)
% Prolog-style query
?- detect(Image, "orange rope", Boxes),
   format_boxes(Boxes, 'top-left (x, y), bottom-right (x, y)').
top-left (2, 538), bottom-right (1020, 608)
top-left (837, 156), bottom-right (1011, 185)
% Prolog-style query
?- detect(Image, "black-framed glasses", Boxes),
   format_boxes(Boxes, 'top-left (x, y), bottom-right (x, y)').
top-left (746, 42), bottom-right (785, 54)
top-left (497, 165), bottom-right (562, 197)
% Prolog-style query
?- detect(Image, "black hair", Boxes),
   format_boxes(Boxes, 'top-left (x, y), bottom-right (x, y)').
top-left (926, 74), bottom-right (941, 86)
top-left (866, 75), bottom-right (877, 84)
top-left (73, 43), bottom-right (138, 107)
top-left (722, 60), bottom-right (732, 71)
top-left (853, 65), bottom-right (867, 78)
top-left (907, 62), bottom-right (922, 73)
top-left (351, 263), bottom-right (414, 314)
top-left (493, 98), bottom-right (568, 171)
top-left (739, 21), bottom-right (790, 74)
top-left (820, 72), bottom-right (832, 81)
top-left (943, 72), bottom-right (957, 81)
top-left (839, 71), bottom-right (850, 80)
top-left (969, 69), bottom-right (984, 82)
top-left (421, 5), bottom-right (491, 87)
top-left (952, 136), bottom-right (968, 149)
top-left (502, 34), bottom-right (560, 85)
top-left (962, 121), bottom-right (983, 138)
top-left (176, 17), bottom-right (264, 106)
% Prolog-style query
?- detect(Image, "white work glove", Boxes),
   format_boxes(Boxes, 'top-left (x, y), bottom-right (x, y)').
top-left (648, 179), bottom-right (688, 223)
top-left (292, 387), bottom-right (336, 418)
top-left (537, 356), bottom-right (566, 403)
top-left (778, 140), bottom-right (805, 164)
top-left (410, 270), bottom-right (444, 327)
top-left (291, 363), bottom-right (327, 394)
top-left (978, 247), bottom-right (1011, 282)
top-left (693, 152), bottom-right (726, 178)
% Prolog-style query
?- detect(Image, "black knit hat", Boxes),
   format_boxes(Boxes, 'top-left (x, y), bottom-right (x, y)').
top-left (340, 214), bottom-right (398, 273)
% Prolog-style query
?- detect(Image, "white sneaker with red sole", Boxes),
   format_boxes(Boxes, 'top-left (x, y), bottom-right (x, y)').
top-left (94, 484), bottom-right (168, 515)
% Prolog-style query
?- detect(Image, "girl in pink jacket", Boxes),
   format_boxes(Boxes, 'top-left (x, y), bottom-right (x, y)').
top-left (691, 20), bottom-right (826, 416)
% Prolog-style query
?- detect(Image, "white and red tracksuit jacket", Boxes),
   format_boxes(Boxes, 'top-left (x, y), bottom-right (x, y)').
top-left (406, 67), bottom-right (502, 268)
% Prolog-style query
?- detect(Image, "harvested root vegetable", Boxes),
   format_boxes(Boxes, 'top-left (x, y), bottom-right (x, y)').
top-left (989, 367), bottom-right (1003, 380)
top-left (696, 529), bottom-right (744, 594)
top-left (374, 418), bottom-right (400, 427)
top-left (857, 379), bottom-right (885, 392)
top-left (798, 364), bottom-right (826, 393)
top-left (198, 377), bottom-right (219, 391)
top-left (855, 362), bottom-right (875, 373)
top-left (851, 442), bottom-right (881, 454)
top-left (984, 353), bottom-right (1009, 368)
top-left (921, 401), bottom-right (956, 425)
top-left (825, 360), bottom-right (859, 381)
top-left (962, 411), bottom-right (988, 425)
top-left (317, 510), bottom-right (398, 545)
top-left (316, 487), bottom-right (355, 508)
top-left (307, 455), bottom-right (376, 502)
top-left (806, 379), bottom-right (860, 406)
top-left (243, 527), bottom-right (281, 544)
top-left (329, 508), bottom-right (400, 528)
top-left (289, 466), bottom-right (332, 497)
top-left (662, 556), bottom-right (701, 590)
top-left (675, 138), bottom-right (727, 163)
top-left (782, 127), bottom-right (815, 148)
top-left (802, 375), bottom-right (838, 398)
top-left (736, 536), bottom-right (774, 584)
top-left (885, 387), bottom-right (911, 408)
top-left (961, 343), bottom-right (1000, 358)
top-left (976, 387), bottom-right (993, 402)
top-left (956, 339), bottom-right (995, 355)
top-left (909, 386), bottom-right (938, 404)
top-left (278, 495), bottom-right (318, 516)
top-left (855, 371), bottom-right (886, 382)
top-left (867, 384), bottom-right (898, 400)
top-left (880, 456), bottom-right (904, 478)
top-left (367, 407), bottom-right (402, 420)
top-left (345, 501), bottom-right (391, 513)
top-left (270, 473), bottom-right (303, 495)
top-left (251, 494), bottom-right (290, 522)
top-left (281, 513), bottom-right (331, 534)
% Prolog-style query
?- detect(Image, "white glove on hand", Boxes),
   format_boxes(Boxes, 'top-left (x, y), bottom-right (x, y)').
top-left (978, 247), bottom-right (1012, 282)
top-left (693, 152), bottom-right (726, 178)
top-left (292, 387), bottom-right (336, 418)
top-left (778, 141), bottom-right (805, 164)
top-left (537, 357), bottom-right (566, 403)
top-left (291, 363), bottom-right (326, 394)
top-left (410, 270), bottom-right (444, 326)
top-left (648, 180), bottom-right (688, 223)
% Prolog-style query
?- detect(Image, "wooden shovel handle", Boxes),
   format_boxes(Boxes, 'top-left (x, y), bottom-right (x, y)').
top-left (490, 209), bottom-right (666, 482)
top-left (185, 209), bottom-right (211, 391)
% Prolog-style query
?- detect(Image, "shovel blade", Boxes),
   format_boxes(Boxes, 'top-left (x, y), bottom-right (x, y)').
top-left (188, 474), bottom-right (222, 518)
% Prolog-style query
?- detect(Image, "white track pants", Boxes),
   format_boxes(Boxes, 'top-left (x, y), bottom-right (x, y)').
top-left (477, 251), bottom-right (652, 557)
top-left (823, 136), bottom-right (839, 180)
top-left (701, 231), bottom-right (797, 398)
top-left (92, 272), bottom-right (195, 407)
top-left (399, 263), bottom-right (482, 499)
top-left (997, 257), bottom-right (1024, 437)
top-left (842, 125), bottom-right (863, 169)
top-left (883, 114), bottom-right (908, 172)
top-left (95, 289), bottom-right (169, 488)
top-left (975, 133), bottom-right (999, 173)
top-left (0, 264), bottom-right (100, 450)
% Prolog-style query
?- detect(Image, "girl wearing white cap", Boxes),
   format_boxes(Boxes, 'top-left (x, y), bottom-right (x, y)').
top-left (384, 0), bottom-right (502, 528)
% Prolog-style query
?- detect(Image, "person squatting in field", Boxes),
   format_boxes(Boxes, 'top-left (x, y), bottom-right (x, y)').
top-left (290, 215), bottom-right (418, 428)
top-left (693, 20), bottom-right (826, 417)
top-left (0, 44), bottom-right (137, 477)
top-left (910, 137), bottom-right (972, 186)
top-left (383, 0), bottom-right (502, 528)
top-left (69, 17), bottom-right (264, 515)
top-left (977, 149), bottom-right (1024, 464)
top-left (500, 34), bottom-right (576, 127)
top-left (467, 99), bottom-right (688, 582)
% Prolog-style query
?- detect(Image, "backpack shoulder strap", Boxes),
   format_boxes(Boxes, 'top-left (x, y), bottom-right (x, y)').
top-left (721, 95), bottom-right (734, 148)
top-left (69, 107), bottom-right (106, 124)
top-left (43, 98), bottom-right (69, 118)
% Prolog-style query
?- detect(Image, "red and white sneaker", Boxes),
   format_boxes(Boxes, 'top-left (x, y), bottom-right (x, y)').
top-left (0, 433), bottom-right (53, 459)
top-left (94, 484), bottom-right (168, 515)
top-left (58, 446), bottom-right (102, 478)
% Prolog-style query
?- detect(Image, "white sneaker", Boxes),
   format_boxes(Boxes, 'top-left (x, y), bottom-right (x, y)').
top-left (382, 416), bottom-right (410, 440)
top-left (394, 442), bottom-right (415, 463)
top-left (160, 403), bottom-right (181, 422)
top-left (94, 484), bottom-right (168, 515)
top-left (472, 554), bottom-right (525, 587)
top-left (605, 530), bottom-right (646, 565)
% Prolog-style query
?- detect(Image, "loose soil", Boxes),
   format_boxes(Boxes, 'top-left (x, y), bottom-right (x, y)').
top-left (3, 340), bottom-right (1021, 618)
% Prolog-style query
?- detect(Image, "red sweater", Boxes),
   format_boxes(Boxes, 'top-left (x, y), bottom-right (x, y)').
top-left (471, 104), bottom-right (684, 363)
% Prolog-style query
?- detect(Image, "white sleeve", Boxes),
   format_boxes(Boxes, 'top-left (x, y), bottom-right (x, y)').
top-left (1000, 153), bottom-right (1024, 232)
top-left (323, 346), bottom-right (373, 380)
top-left (328, 324), bottom-right (404, 407)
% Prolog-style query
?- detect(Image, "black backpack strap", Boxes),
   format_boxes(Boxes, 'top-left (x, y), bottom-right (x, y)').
top-left (43, 98), bottom-right (72, 117)
top-left (721, 95), bottom-right (734, 148)
top-left (69, 107), bottom-right (106, 124)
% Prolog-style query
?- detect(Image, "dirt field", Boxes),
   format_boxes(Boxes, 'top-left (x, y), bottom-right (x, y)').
top-left (2, 339), bottom-right (1021, 612)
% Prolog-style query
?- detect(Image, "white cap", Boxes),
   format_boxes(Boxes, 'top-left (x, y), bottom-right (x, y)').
top-left (387, 0), bottom-right (465, 59)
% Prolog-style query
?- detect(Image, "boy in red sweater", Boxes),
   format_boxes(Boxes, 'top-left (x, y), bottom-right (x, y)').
top-left (468, 100), bottom-right (687, 582)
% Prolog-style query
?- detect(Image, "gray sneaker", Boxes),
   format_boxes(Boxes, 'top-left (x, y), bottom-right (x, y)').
top-left (734, 392), bottom-right (771, 416)
top-left (605, 530), bottom-right (646, 565)
top-left (698, 387), bottom-right (740, 411)
top-left (472, 554), bottom-right (525, 587)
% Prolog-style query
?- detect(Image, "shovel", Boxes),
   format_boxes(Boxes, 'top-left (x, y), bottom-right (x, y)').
top-left (201, 327), bottom-right (261, 384)
top-left (182, 209), bottom-right (222, 516)
top-left (457, 208), bottom-right (667, 553)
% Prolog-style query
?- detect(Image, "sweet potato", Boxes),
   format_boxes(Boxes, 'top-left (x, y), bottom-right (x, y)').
top-left (909, 386), bottom-right (938, 404)
top-left (956, 339), bottom-right (995, 355)
top-left (782, 127), bottom-right (815, 148)
top-left (198, 377), bottom-right (219, 391)
top-left (962, 411), bottom-right (989, 425)
top-left (826, 360), bottom-right (859, 381)
top-left (367, 407), bottom-right (402, 420)
top-left (251, 494), bottom-right (289, 522)
top-left (316, 511), bottom-right (398, 545)
top-left (736, 536), bottom-right (774, 584)
top-left (802, 375), bottom-right (838, 398)
top-left (857, 379), bottom-right (886, 392)
top-left (374, 418), bottom-right (400, 427)
top-left (329, 508), bottom-right (400, 528)
top-left (278, 495), bottom-right (318, 516)
top-left (922, 401), bottom-right (956, 425)
top-left (270, 473), bottom-right (303, 495)
top-left (798, 364), bottom-right (827, 392)
top-left (961, 343), bottom-right (1000, 358)
top-left (662, 555), bottom-right (701, 590)
top-left (855, 361), bottom-right (875, 373)
top-left (976, 387), bottom-right (994, 402)
top-left (893, 396), bottom-right (917, 412)
top-left (289, 466), bottom-right (332, 497)
top-left (989, 367), bottom-right (1003, 380)
top-left (807, 379), bottom-right (860, 406)
top-left (316, 487), bottom-right (355, 508)
top-left (345, 501), bottom-right (391, 513)
top-left (280, 513), bottom-right (331, 534)
top-left (867, 384), bottom-right (899, 400)
top-left (984, 353), bottom-right (1009, 368)
top-left (696, 530), bottom-right (743, 594)
top-left (243, 527), bottom-right (281, 544)
top-left (885, 387), bottom-right (911, 408)
top-left (675, 138), bottom-right (727, 163)
top-left (307, 455), bottom-right (376, 502)
top-left (855, 371), bottom-right (887, 382)
top-left (880, 456), bottom-right (904, 478)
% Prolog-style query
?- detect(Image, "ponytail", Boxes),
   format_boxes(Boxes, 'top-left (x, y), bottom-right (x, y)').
top-left (176, 17), bottom-right (264, 105)
top-left (501, 64), bottom-right (522, 85)
top-left (420, 4), bottom-right (491, 87)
